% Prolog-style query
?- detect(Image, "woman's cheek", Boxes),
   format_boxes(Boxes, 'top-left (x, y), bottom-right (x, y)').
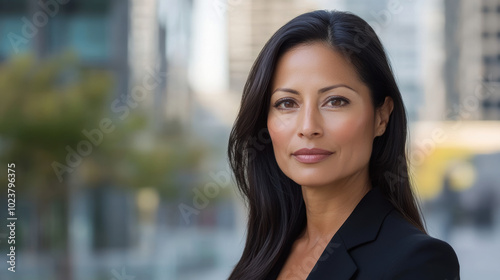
top-left (268, 115), bottom-right (296, 170)
top-left (268, 112), bottom-right (297, 142)
top-left (268, 117), bottom-right (286, 150)
top-left (268, 111), bottom-right (292, 134)
top-left (324, 113), bottom-right (360, 144)
top-left (333, 111), bottom-right (374, 166)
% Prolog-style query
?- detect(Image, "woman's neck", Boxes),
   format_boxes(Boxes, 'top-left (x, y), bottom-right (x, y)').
top-left (299, 169), bottom-right (372, 247)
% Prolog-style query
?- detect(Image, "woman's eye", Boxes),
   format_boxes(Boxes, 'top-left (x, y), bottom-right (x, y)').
top-left (326, 98), bottom-right (348, 107)
top-left (273, 97), bottom-right (348, 110)
top-left (275, 99), bottom-right (296, 109)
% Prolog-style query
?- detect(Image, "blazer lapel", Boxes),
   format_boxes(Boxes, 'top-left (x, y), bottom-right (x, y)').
top-left (305, 187), bottom-right (395, 280)
top-left (306, 234), bottom-right (357, 280)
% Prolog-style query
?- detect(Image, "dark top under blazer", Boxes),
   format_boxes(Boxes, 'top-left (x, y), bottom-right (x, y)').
top-left (267, 187), bottom-right (460, 280)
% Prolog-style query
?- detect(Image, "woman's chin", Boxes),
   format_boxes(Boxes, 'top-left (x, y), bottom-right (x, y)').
top-left (291, 177), bottom-right (337, 189)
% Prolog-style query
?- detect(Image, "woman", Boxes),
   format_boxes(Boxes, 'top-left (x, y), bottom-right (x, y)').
top-left (227, 10), bottom-right (460, 280)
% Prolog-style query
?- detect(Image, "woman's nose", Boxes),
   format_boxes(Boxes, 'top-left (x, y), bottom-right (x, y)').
top-left (297, 105), bottom-right (323, 138)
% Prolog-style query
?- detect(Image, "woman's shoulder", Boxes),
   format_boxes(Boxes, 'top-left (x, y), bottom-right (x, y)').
top-left (376, 209), bottom-right (461, 279)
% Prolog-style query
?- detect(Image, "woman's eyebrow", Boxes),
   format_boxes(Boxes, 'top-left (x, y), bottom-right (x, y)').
top-left (272, 84), bottom-right (357, 95)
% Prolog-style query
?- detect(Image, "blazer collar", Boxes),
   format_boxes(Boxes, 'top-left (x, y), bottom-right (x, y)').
top-left (306, 187), bottom-right (395, 280)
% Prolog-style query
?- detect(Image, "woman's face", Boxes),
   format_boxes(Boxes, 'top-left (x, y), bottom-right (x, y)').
top-left (267, 42), bottom-right (392, 188)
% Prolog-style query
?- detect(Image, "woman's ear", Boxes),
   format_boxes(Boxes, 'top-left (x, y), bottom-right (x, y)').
top-left (374, 96), bottom-right (394, 137)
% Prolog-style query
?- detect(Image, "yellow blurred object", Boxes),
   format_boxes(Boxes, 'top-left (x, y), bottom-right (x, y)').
top-left (411, 147), bottom-right (473, 200)
top-left (447, 160), bottom-right (476, 191)
top-left (410, 121), bottom-right (500, 200)
top-left (137, 187), bottom-right (160, 215)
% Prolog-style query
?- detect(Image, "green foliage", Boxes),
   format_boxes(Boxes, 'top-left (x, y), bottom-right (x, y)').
top-left (0, 52), bottom-right (209, 200)
top-left (0, 52), bottom-right (112, 157)
top-left (0, 52), bottom-right (113, 197)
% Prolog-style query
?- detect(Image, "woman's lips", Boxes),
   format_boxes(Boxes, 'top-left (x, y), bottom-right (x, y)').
top-left (291, 148), bottom-right (334, 163)
top-left (292, 153), bottom-right (332, 163)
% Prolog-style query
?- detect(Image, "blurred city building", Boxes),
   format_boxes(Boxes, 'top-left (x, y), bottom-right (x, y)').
top-left (129, 0), bottom-right (166, 126)
top-left (0, 0), bottom-right (130, 97)
top-left (411, 0), bottom-right (500, 202)
top-left (226, 0), bottom-right (318, 94)
top-left (443, 0), bottom-right (500, 121)
top-left (157, 0), bottom-right (193, 126)
top-left (480, 0), bottom-right (500, 119)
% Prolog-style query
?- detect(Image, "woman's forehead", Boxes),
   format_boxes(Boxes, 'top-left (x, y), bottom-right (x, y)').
top-left (271, 42), bottom-right (367, 95)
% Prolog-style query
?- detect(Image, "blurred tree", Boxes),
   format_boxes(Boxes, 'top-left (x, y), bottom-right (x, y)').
top-left (0, 53), bottom-right (210, 279)
top-left (0, 52), bottom-right (112, 280)
top-left (0, 52), bottom-right (112, 184)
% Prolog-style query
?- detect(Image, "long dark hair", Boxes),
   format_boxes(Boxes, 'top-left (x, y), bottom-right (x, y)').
top-left (227, 9), bottom-right (425, 280)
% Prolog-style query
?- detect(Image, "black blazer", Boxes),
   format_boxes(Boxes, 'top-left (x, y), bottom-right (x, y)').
top-left (268, 187), bottom-right (460, 280)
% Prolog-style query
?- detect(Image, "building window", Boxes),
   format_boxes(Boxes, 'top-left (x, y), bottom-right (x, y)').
top-left (0, 0), bottom-right (30, 58)
top-left (47, 0), bottom-right (111, 62)
top-left (49, 15), bottom-right (110, 62)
